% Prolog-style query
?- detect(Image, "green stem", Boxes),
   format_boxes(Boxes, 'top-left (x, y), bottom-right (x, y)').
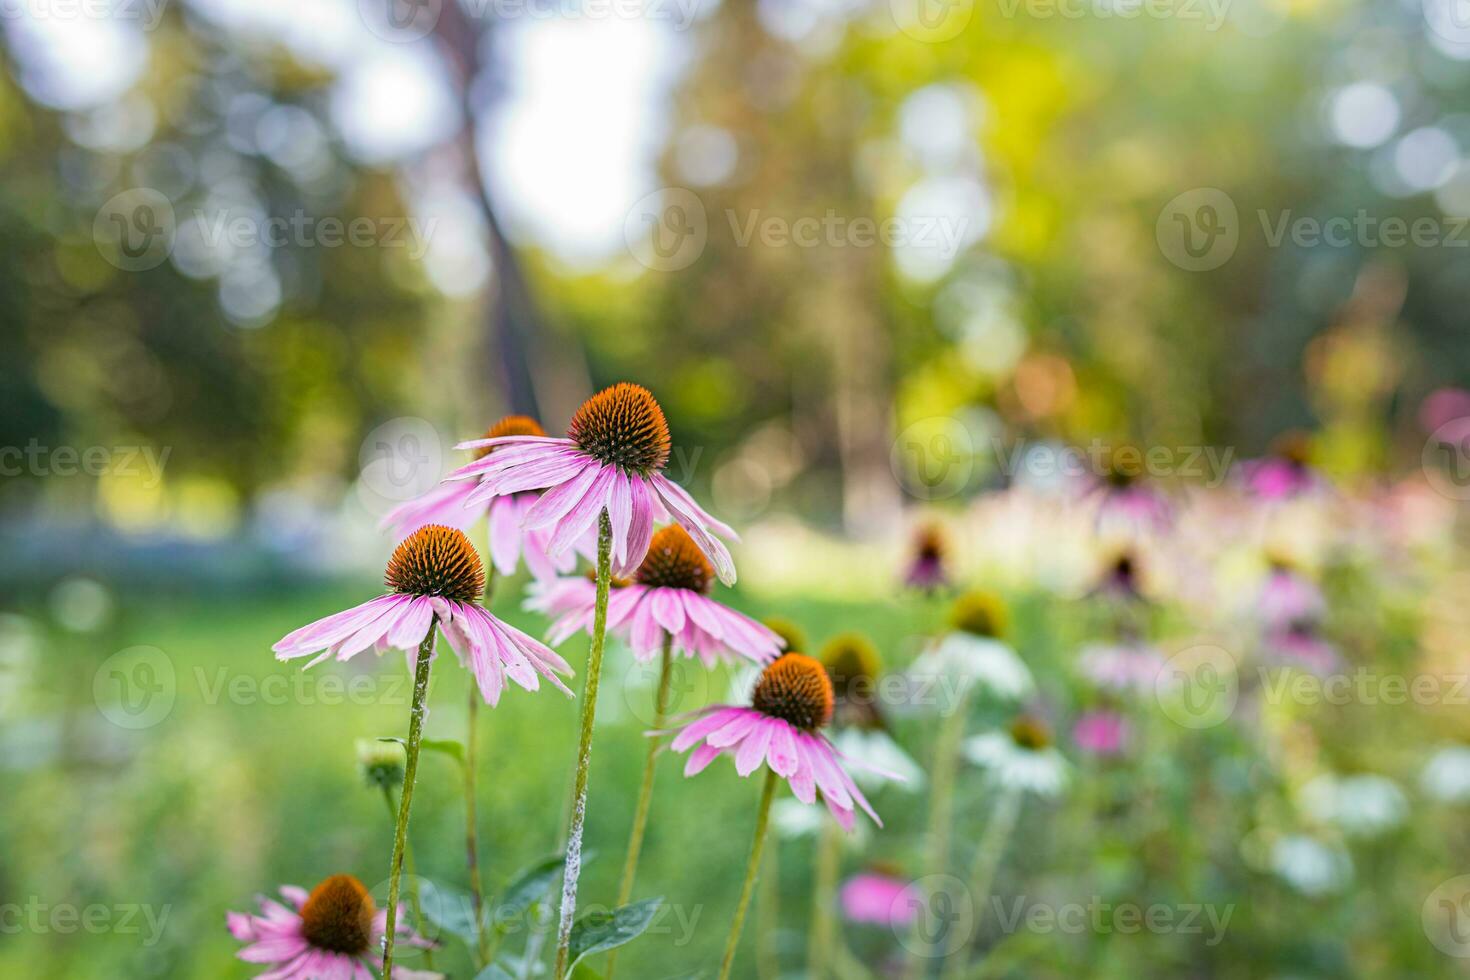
top-left (382, 620), bottom-right (437, 980)
top-left (903, 691), bottom-right (969, 980)
top-left (719, 768), bottom-right (780, 980)
top-left (553, 510), bottom-right (613, 980)
top-left (464, 569), bottom-right (497, 967)
top-left (808, 814), bottom-right (841, 979)
top-left (939, 788), bottom-right (1022, 980)
top-left (381, 787), bottom-right (434, 971)
top-left (605, 634), bottom-right (675, 979)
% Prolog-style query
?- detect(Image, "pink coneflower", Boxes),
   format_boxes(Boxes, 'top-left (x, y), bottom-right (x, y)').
top-left (273, 525), bottom-right (573, 706)
top-left (903, 524), bottom-right (949, 592)
top-left (840, 871), bottom-right (918, 927)
top-left (1256, 560), bottom-right (1325, 632)
top-left (227, 875), bottom-right (436, 979)
top-left (1072, 710), bottom-right (1131, 757)
top-left (1090, 449), bottom-right (1171, 533)
top-left (1077, 642), bottom-right (1165, 694)
top-left (1091, 550), bottom-right (1146, 603)
top-left (1239, 432), bottom-right (1319, 501)
top-left (1264, 621), bottom-right (1339, 674)
top-left (447, 383), bottom-right (737, 584)
top-left (672, 652), bottom-right (885, 831)
top-left (1420, 387), bottom-right (1470, 436)
top-left (530, 525), bottom-right (781, 666)
top-left (381, 415), bottom-right (590, 581)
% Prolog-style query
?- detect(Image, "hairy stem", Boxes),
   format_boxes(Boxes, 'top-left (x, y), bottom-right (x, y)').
top-left (382, 621), bottom-right (436, 980)
top-left (381, 787), bottom-right (434, 971)
top-left (606, 634), bottom-right (675, 978)
top-left (719, 768), bottom-right (780, 980)
top-left (553, 510), bottom-right (613, 980)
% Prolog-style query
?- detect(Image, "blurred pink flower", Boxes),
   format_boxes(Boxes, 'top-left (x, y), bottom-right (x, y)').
top-left (1237, 432), bottom-right (1319, 500)
top-left (840, 872), bottom-right (918, 927)
top-left (1072, 710), bottom-right (1131, 756)
top-left (903, 524), bottom-right (949, 592)
top-left (1077, 642), bottom-right (1164, 694)
top-left (1256, 565), bottom-right (1325, 631)
top-left (1264, 624), bottom-right (1339, 675)
top-left (1420, 386), bottom-right (1470, 434)
top-left (448, 383), bottom-right (737, 584)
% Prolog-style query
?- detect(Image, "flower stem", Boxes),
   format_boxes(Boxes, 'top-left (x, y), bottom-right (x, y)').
top-left (903, 691), bottom-right (969, 980)
top-left (553, 509), bottom-right (613, 980)
top-left (939, 788), bottom-right (1022, 980)
top-left (605, 633), bottom-right (675, 979)
top-left (719, 768), bottom-right (780, 980)
top-left (383, 619), bottom-right (437, 980)
top-left (463, 569), bottom-right (497, 967)
top-left (381, 787), bottom-right (434, 971)
top-left (807, 813), bottom-right (841, 979)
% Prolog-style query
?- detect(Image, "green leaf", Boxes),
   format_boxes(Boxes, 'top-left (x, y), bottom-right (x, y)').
top-left (376, 735), bottom-right (465, 765)
top-left (496, 854), bottom-right (567, 926)
top-left (417, 879), bottom-right (478, 944)
top-left (566, 897), bottom-right (663, 970)
top-left (474, 965), bottom-right (515, 980)
top-left (420, 738), bottom-right (466, 765)
top-left (569, 963), bottom-right (604, 980)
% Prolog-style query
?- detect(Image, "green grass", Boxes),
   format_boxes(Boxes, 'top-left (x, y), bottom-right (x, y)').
top-left (0, 578), bottom-right (940, 978)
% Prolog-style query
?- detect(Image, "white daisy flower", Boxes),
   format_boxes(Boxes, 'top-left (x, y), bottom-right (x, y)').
top-left (1422, 745), bottom-right (1470, 803)
top-left (910, 633), bottom-right (1034, 706)
top-left (963, 717), bottom-right (1068, 798)
top-left (1300, 773), bottom-right (1407, 838)
top-left (1270, 834), bottom-right (1353, 896)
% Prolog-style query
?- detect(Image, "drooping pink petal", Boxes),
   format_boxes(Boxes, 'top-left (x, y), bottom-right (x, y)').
top-left (381, 479), bottom-right (483, 538)
top-left (684, 742), bottom-right (722, 776)
top-left (487, 494), bottom-right (524, 576)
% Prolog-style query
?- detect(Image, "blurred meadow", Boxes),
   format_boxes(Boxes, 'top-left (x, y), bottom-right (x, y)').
top-left (6, 0), bottom-right (1470, 976)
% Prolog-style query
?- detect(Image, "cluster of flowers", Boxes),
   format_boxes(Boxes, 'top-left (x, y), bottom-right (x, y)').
top-left (227, 385), bottom-right (907, 979)
top-left (226, 394), bottom-right (1450, 976)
